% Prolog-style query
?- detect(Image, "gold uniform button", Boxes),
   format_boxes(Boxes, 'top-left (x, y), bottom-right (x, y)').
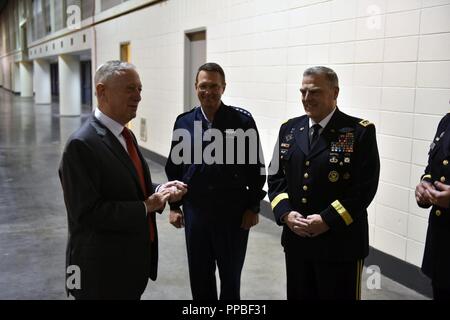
top-left (303, 185), bottom-right (308, 191)
top-left (304, 173), bottom-right (309, 179)
top-left (444, 160), bottom-right (449, 166)
top-left (441, 176), bottom-right (446, 183)
top-left (305, 161), bottom-right (310, 166)
top-left (301, 198), bottom-right (308, 204)
top-left (436, 210), bottom-right (442, 217)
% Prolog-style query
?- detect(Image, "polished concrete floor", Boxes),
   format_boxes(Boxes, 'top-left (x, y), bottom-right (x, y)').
top-left (0, 88), bottom-right (429, 300)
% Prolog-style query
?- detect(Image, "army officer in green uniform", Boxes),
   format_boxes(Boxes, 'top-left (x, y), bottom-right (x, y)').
top-left (268, 66), bottom-right (380, 300)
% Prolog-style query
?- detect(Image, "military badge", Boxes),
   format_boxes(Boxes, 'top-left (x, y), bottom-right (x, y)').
top-left (328, 171), bottom-right (339, 182)
top-left (343, 172), bottom-right (351, 180)
top-left (331, 132), bottom-right (354, 153)
top-left (285, 134), bottom-right (294, 142)
top-left (281, 143), bottom-right (290, 148)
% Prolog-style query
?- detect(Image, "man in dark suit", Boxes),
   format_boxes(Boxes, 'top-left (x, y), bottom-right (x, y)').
top-left (268, 66), bottom-right (380, 300)
top-left (165, 62), bottom-right (266, 300)
top-left (415, 113), bottom-right (450, 300)
top-left (59, 61), bottom-right (187, 300)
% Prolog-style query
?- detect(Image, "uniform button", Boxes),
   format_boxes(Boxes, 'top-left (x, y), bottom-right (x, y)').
top-left (444, 160), bottom-right (449, 166)
top-left (303, 185), bottom-right (308, 191)
top-left (436, 210), bottom-right (442, 217)
top-left (304, 173), bottom-right (309, 179)
top-left (301, 198), bottom-right (307, 204)
top-left (441, 176), bottom-right (446, 183)
top-left (305, 161), bottom-right (310, 166)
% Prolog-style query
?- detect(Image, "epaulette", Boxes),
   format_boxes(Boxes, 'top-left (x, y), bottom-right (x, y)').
top-left (232, 106), bottom-right (252, 118)
top-left (175, 106), bottom-right (197, 121)
top-left (359, 119), bottom-right (373, 127)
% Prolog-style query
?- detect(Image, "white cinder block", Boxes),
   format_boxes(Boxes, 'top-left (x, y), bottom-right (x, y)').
top-left (413, 114), bottom-right (443, 140)
top-left (412, 140), bottom-right (432, 166)
top-left (387, 0), bottom-right (421, 12)
top-left (419, 34), bottom-right (450, 61)
top-left (330, 20), bottom-right (357, 43)
top-left (417, 62), bottom-right (450, 89)
top-left (384, 36), bottom-right (419, 62)
top-left (306, 45), bottom-right (330, 64)
top-left (254, 30), bottom-right (288, 49)
top-left (287, 46), bottom-right (308, 66)
top-left (288, 7), bottom-right (309, 28)
top-left (305, 24), bottom-right (330, 45)
top-left (422, 0), bottom-right (450, 7)
top-left (407, 214), bottom-right (428, 242)
top-left (415, 89), bottom-right (450, 115)
top-left (331, 0), bottom-right (358, 20)
top-left (376, 182), bottom-right (410, 211)
top-left (356, 15), bottom-right (386, 40)
top-left (420, 5), bottom-right (450, 34)
top-left (354, 63), bottom-right (383, 87)
top-left (381, 87), bottom-right (415, 112)
top-left (287, 66), bottom-right (306, 84)
top-left (286, 84), bottom-right (300, 103)
top-left (355, 39), bottom-right (384, 63)
top-left (380, 158), bottom-right (411, 188)
top-left (380, 111), bottom-right (414, 138)
top-left (383, 62), bottom-right (417, 87)
top-left (379, 135), bottom-right (413, 162)
top-left (357, 0), bottom-right (387, 17)
top-left (373, 226), bottom-right (407, 260)
top-left (308, 1), bottom-right (332, 24)
top-left (336, 85), bottom-right (353, 107)
top-left (252, 66), bottom-right (286, 84)
top-left (375, 204), bottom-right (408, 236)
top-left (351, 87), bottom-right (382, 110)
top-left (288, 27), bottom-right (308, 46)
top-left (330, 42), bottom-right (355, 64)
top-left (253, 48), bottom-right (288, 66)
top-left (406, 240), bottom-right (425, 267)
top-left (385, 10), bottom-right (420, 37)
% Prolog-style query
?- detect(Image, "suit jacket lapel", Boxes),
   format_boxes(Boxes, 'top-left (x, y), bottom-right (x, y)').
top-left (293, 117), bottom-right (310, 156)
top-left (307, 109), bottom-right (341, 160)
top-left (90, 117), bottom-right (145, 197)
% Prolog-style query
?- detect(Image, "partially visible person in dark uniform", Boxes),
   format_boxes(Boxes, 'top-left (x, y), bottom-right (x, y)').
top-left (268, 66), bottom-right (380, 300)
top-left (165, 62), bottom-right (266, 300)
top-left (416, 113), bottom-right (450, 300)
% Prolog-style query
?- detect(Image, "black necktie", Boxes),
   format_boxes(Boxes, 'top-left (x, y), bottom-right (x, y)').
top-left (309, 124), bottom-right (322, 149)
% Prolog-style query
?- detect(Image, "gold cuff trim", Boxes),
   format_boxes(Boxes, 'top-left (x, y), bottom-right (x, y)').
top-left (271, 193), bottom-right (289, 210)
top-left (331, 200), bottom-right (353, 226)
top-left (422, 174), bottom-right (432, 181)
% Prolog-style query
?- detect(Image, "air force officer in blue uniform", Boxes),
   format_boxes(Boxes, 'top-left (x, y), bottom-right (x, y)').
top-left (165, 63), bottom-right (266, 300)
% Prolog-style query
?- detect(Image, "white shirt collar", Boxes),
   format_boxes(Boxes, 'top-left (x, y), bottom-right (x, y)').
top-left (309, 107), bottom-right (337, 130)
top-left (94, 108), bottom-right (125, 138)
top-left (200, 107), bottom-right (212, 126)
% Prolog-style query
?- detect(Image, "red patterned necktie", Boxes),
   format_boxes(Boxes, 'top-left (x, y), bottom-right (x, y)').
top-left (122, 127), bottom-right (155, 242)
